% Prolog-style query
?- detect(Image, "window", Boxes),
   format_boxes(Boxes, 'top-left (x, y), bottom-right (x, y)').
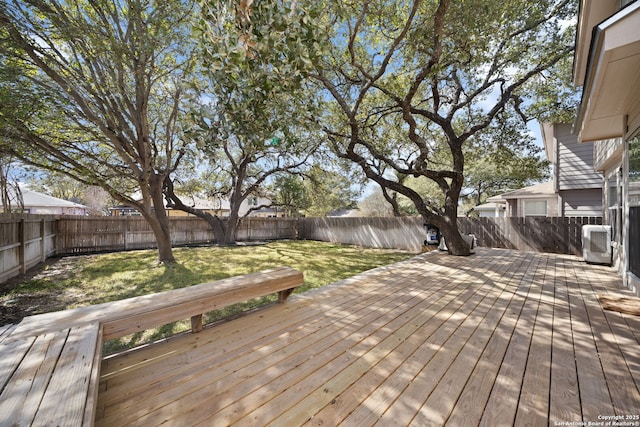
top-left (524, 200), bottom-right (547, 216)
top-left (607, 170), bottom-right (622, 243)
top-left (628, 136), bottom-right (640, 277)
top-left (630, 207), bottom-right (640, 277)
top-left (629, 136), bottom-right (640, 206)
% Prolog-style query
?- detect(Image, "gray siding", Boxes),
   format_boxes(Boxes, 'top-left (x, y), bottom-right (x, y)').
top-left (594, 137), bottom-right (623, 171)
top-left (556, 124), bottom-right (601, 189)
top-left (560, 189), bottom-right (602, 216)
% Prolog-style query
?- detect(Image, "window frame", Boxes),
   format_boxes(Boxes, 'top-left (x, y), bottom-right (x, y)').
top-left (523, 199), bottom-right (548, 217)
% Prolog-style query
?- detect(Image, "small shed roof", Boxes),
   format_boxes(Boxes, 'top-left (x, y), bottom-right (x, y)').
top-left (22, 189), bottom-right (88, 208)
top-left (495, 181), bottom-right (555, 200)
top-left (473, 202), bottom-right (505, 211)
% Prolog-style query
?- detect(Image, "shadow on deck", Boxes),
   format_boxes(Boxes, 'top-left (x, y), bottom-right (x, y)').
top-left (96, 248), bottom-right (640, 426)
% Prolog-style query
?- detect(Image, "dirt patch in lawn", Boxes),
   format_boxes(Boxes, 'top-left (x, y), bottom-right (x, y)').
top-left (0, 255), bottom-right (99, 325)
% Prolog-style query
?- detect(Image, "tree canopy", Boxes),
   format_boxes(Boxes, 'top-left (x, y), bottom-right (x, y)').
top-left (0, 0), bottom-right (579, 259)
top-left (310, 0), bottom-right (575, 254)
top-left (0, 0), bottom-right (196, 262)
top-left (165, 0), bottom-right (326, 243)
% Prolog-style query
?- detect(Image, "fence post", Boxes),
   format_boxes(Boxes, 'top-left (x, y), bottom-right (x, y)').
top-left (40, 218), bottom-right (46, 262)
top-left (124, 216), bottom-right (129, 251)
top-left (19, 218), bottom-right (26, 275)
top-left (54, 218), bottom-right (60, 255)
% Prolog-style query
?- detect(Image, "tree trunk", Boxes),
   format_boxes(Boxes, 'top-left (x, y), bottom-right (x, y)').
top-left (146, 214), bottom-right (175, 263)
top-left (437, 216), bottom-right (470, 256)
top-left (224, 210), bottom-right (240, 244)
top-left (145, 176), bottom-right (175, 264)
top-left (163, 178), bottom-right (229, 243)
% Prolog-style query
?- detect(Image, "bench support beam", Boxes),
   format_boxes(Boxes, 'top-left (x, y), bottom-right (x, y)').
top-left (278, 288), bottom-right (295, 303)
top-left (191, 314), bottom-right (203, 333)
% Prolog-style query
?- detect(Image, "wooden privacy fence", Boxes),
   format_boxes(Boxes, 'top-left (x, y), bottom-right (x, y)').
top-left (0, 215), bottom-right (57, 284)
top-left (0, 214), bottom-right (602, 284)
top-left (0, 215), bottom-right (299, 284)
top-left (298, 216), bottom-right (603, 255)
top-left (299, 217), bottom-right (425, 251)
top-left (456, 216), bottom-right (603, 256)
top-left (56, 216), bottom-right (300, 255)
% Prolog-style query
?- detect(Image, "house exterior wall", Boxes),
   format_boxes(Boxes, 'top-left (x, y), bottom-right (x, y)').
top-left (593, 138), bottom-right (623, 171)
top-left (556, 123), bottom-right (601, 190)
top-left (167, 209), bottom-right (223, 217)
top-left (573, 0), bottom-right (640, 296)
top-left (559, 189), bottom-right (602, 216)
top-left (26, 206), bottom-right (87, 216)
top-left (589, 132), bottom-right (640, 295)
top-left (475, 207), bottom-right (505, 218)
top-left (243, 196), bottom-right (274, 217)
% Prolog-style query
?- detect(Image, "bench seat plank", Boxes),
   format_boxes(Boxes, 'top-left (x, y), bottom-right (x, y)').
top-left (0, 332), bottom-right (66, 426)
top-left (11, 266), bottom-right (302, 341)
top-left (0, 324), bottom-right (17, 343)
top-left (0, 266), bottom-right (301, 426)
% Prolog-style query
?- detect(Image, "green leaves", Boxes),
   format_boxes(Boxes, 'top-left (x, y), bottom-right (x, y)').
top-left (197, 0), bottom-right (325, 97)
top-left (0, 0), bottom-right (196, 207)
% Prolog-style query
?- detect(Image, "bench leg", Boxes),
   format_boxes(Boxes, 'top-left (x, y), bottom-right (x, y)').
top-left (191, 314), bottom-right (203, 333)
top-left (278, 288), bottom-right (295, 303)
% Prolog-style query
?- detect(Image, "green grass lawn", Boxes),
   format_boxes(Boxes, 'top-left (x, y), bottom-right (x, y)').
top-left (2, 240), bottom-right (415, 354)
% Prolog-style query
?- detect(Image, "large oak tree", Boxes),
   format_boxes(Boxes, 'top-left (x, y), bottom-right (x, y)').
top-left (166, 0), bottom-right (325, 243)
top-left (311, 0), bottom-right (575, 255)
top-left (0, 0), bottom-right (195, 263)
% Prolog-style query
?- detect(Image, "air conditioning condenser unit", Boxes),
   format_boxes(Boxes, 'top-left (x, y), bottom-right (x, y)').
top-left (582, 225), bottom-right (612, 265)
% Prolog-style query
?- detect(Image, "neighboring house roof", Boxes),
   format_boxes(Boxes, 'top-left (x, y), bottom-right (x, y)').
top-left (486, 193), bottom-right (509, 203)
top-left (327, 209), bottom-right (361, 217)
top-left (22, 189), bottom-right (88, 209)
top-left (473, 202), bottom-right (504, 212)
top-left (496, 181), bottom-right (555, 200)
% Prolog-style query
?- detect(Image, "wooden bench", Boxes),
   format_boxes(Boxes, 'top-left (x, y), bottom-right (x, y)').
top-left (0, 266), bottom-right (303, 426)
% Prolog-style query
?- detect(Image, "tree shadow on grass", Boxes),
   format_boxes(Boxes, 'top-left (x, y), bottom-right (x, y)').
top-left (100, 262), bottom-right (202, 355)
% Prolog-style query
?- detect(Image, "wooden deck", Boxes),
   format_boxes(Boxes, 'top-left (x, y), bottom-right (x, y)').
top-left (95, 248), bottom-right (640, 426)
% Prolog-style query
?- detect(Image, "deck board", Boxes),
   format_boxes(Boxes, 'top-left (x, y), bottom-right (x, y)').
top-left (445, 251), bottom-right (538, 426)
top-left (565, 257), bottom-right (616, 420)
top-left (0, 323), bottom-right (102, 426)
top-left (479, 253), bottom-right (547, 427)
top-left (549, 256), bottom-right (582, 423)
top-left (95, 248), bottom-right (640, 426)
top-left (323, 251), bottom-right (516, 427)
top-left (581, 265), bottom-right (640, 415)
